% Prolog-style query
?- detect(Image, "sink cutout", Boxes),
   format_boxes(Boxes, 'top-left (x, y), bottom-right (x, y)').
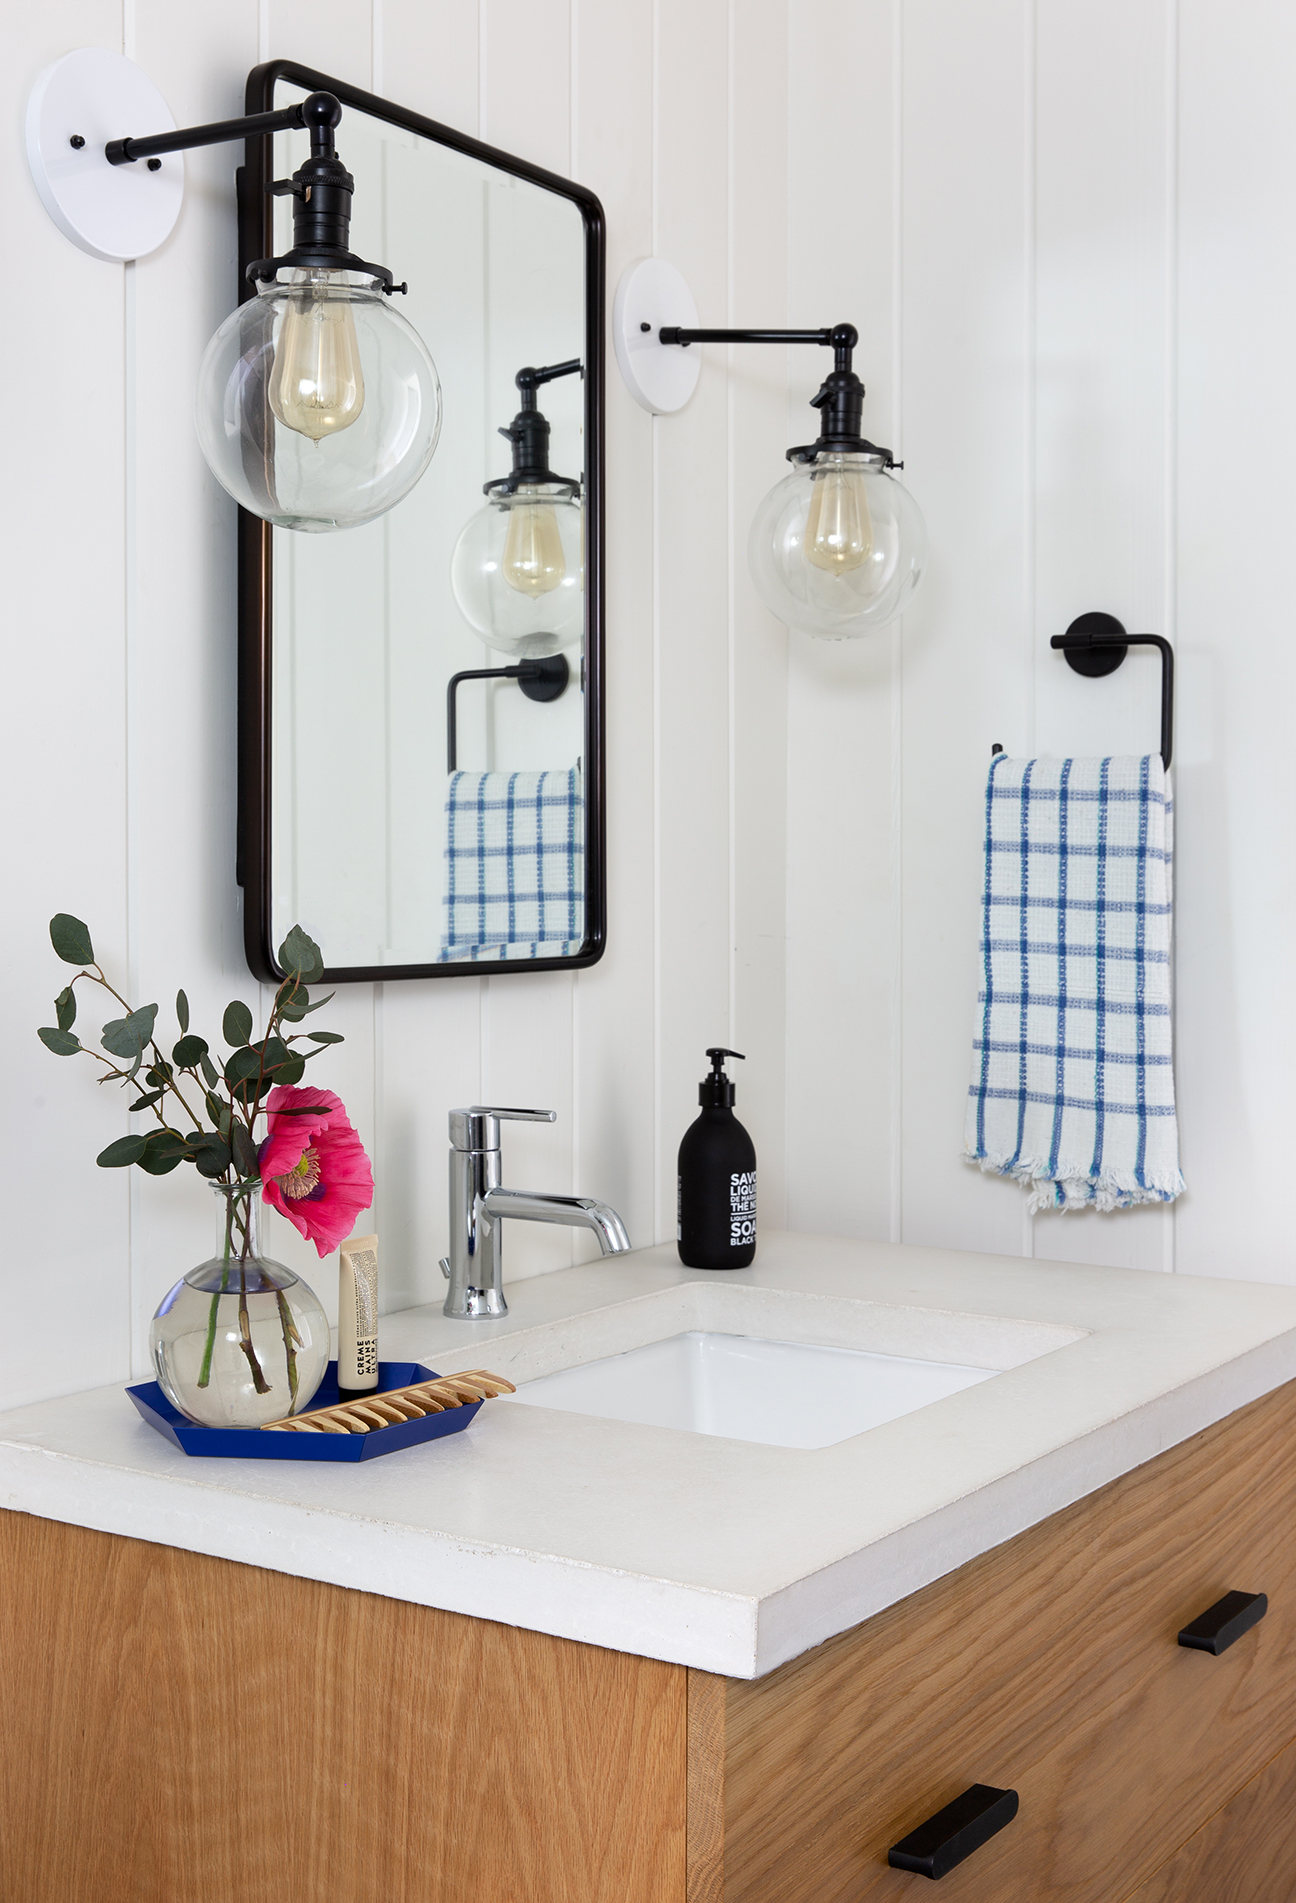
top-left (502, 1329), bottom-right (995, 1449)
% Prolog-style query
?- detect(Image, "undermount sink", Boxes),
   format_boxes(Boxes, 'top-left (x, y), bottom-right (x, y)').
top-left (502, 1328), bottom-right (996, 1449)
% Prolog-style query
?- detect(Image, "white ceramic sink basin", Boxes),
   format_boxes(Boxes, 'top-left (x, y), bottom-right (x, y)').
top-left (503, 1328), bottom-right (996, 1449)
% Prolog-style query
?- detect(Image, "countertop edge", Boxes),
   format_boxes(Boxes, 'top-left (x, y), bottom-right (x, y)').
top-left (0, 1445), bottom-right (763, 1676)
top-left (750, 1326), bottom-right (1296, 1677)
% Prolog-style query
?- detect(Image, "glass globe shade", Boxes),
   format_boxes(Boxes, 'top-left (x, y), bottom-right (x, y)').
top-left (194, 270), bottom-right (442, 532)
top-left (748, 451), bottom-right (927, 638)
top-left (451, 486), bottom-right (585, 658)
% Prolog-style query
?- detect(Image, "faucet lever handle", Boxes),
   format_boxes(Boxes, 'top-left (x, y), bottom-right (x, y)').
top-left (448, 1105), bottom-right (557, 1151)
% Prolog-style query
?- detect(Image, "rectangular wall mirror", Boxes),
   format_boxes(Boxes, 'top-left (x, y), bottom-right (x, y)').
top-left (236, 61), bottom-right (605, 983)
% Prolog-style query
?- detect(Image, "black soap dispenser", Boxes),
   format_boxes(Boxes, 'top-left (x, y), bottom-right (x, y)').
top-left (678, 1048), bottom-right (757, 1270)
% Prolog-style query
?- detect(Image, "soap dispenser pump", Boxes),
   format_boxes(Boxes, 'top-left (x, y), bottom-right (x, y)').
top-left (677, 1047), bottom-right (757, 1270)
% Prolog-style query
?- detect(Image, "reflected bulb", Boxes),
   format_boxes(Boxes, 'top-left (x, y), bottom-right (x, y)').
top-left (503, 485), bottom-right (567, 596)
top-left (269, 271), bottom-right (365, 442)
top-left (804, 459), bottom-right (873, 574)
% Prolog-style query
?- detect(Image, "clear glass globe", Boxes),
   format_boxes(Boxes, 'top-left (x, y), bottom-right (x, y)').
top-left (748, 451), bottom-right (927, 638)
top-left (451, 486), bottom-right (585, 658)
top-left (194, 270), bottom-right (442, 532)
top-left (149, 1187), bottom-right (330, 1427)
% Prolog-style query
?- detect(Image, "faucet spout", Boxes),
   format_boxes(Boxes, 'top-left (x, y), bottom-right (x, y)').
top-left (480, 1188), bottom-right (631, 1255)
top-left (441, 1105), bottom-right (632, 1319)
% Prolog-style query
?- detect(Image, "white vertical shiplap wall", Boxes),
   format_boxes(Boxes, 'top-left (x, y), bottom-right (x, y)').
top-left (13, 0), bottom-right (1294, 1420)
top-left (786, 0), bottom-right (1296, 1287)
top-left (4, 0), bottom-right (793, 1410)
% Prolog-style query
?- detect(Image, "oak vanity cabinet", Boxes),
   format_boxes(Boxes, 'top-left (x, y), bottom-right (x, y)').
top-left (3, 1380), bottom-right (1295, 1903)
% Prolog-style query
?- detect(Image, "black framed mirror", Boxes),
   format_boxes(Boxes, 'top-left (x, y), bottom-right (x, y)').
top-left (236, 61), bottom-right (605, 983)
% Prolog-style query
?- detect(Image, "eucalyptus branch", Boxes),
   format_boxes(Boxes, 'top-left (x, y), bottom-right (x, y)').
top-left (39, 913), bottom-right (334, 1194)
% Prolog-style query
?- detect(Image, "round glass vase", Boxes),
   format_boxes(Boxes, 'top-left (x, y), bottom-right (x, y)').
top-left (149, 1184), bottom-right (330, 1428)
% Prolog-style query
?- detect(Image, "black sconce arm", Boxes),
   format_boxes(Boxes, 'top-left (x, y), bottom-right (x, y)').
top-left (657, 321), bottom-right (893, 464)
top-left (102, 91), bottom-right (406, 294)
top-left (105, 96), bottom-right (327, 168)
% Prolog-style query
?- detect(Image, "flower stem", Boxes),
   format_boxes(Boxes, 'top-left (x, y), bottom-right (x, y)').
top-left (276, 1289), bottom-right (303, 1411)
top-left (236, 1255), bottom-right (271, 1395)
top-left (197, 1192), bottom-right (235, 1389)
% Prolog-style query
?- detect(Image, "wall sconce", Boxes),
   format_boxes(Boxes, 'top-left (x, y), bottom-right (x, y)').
top-left (26, 50), bottom-right (441, 532)
top-left (451, 360), bottom-right (585, 658)
top-left (614, 259), bottom-right (926, 637)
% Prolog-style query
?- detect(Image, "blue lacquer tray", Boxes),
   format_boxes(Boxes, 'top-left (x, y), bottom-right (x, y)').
top-left (127, 1361), bottom-right (481, 1460)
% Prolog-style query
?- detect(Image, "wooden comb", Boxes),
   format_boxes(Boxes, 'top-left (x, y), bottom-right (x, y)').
top-left (262, 1369), bottom-right (516, 1434)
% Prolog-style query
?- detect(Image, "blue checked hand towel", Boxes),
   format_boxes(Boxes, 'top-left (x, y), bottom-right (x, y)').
top-left (439, 768), bottom-right (585, 963)
top-left (964, 755), bottom-right (1185, 1212)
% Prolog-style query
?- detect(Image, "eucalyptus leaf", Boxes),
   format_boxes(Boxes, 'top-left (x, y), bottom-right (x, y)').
top-left (55, 987), bottom-right (77, 1032)
top-left (199, 1052), bottom-right (220, 1090)
top-left (138, 1130), bottom-right (188, 1177)
top-left (306, 1030), bottom-right (344, 1045)
top-left (224, 1046), bottom-right (262, 1087)
top-left (191, 1135), bottom-right (232, 1179)
top-left (271, 1055), bottom-right (307, 1088)
top-left (222, 1000), bottom-right (254, 1048)
top-left (259, 1036), bottom-right (290, 1072)
top-left (176, 989), bottom-right (190, 1035)
top-left (278, 925), bottom-right (324, 984)
top-left (302, 991), bottom-right (335, 1015)
top-left (101, 1003), bottom-right (158, 1061)
top-left (97, 1134), bottom-right (148, 1168)
top-left (50, 914), bottom-right (94, 967)
top-left (127, 1088), bottom-right (165, 1113)
top-left (146, 1061), bottom-right (173, 1086)
top-left (173, 1035), bottom-right (209, 1069)
top-left (38, 1026), bottom-right (81, 1056)
top-left (230, 1122), bottom-right (260, 1179)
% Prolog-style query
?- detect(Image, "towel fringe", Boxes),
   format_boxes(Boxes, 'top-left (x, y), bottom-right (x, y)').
top-left (962, 1148), bottom-right (1186, 1214)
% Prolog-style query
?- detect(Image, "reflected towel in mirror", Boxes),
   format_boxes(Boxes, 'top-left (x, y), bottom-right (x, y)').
top-left (963, 754), bottom-right (1185, 1212)
top-left (438, 767), bottom-right (584, 962)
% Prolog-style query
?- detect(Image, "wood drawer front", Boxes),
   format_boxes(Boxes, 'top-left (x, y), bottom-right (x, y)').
top-left (0, 1513), bottom-right (688, 1903)
top-left (709, 1379), bottom-right (1296, 1903)
top-left (1123, 1731), bottom-right (1296, 1903)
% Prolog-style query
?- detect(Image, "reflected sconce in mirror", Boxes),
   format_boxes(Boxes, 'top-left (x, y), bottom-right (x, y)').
top-left (26, 50), bottom-right (441, 532)
top-left (451, 359), bottom-right (585, 659)
top-left (614, 258), bottom-right (927, 637)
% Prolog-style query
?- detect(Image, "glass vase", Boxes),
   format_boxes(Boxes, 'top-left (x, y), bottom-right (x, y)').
top-left (149, 1183), bottom-right (330, 1428)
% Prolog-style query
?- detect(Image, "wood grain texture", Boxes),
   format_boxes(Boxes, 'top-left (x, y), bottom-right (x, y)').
top-left (720, 1379), bottom-right (1296, 1902)
top-left (0, 1513), bottom-right (686, 1903)
top-left (1122, 1730), bottom-right (1296, 1903)
top-left (687, 1669), bottom-right (726, 1903)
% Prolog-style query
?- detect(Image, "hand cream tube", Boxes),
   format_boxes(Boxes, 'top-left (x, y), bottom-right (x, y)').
top-left (338, 1233), bottom-right (379, 1398)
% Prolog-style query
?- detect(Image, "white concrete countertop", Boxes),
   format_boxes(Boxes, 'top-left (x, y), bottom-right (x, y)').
top-left (4, 1232), bottom-right (1296, 1679)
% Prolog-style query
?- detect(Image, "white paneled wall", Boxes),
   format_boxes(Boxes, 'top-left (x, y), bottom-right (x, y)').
top-left (10, 0), bottom-right (1296, 1416)
top-left (6, 0), bottom-right (792, 1410)
top-left (787, 0), bottom-right (1296, 1287)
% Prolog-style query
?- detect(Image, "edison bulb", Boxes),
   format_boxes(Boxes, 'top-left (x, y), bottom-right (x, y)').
top-left (452, 485), bottom-right (585, 657)
top-left (269, 270), bottom-right (365, 440)
top-left (503, 485), bottom-right (567, 596)
top-left (748, 450), bottom-right (927, 637)
top-left (804, 456), bottom-right (873, 574)
top-left (194, 271), bottom-right (441, 531)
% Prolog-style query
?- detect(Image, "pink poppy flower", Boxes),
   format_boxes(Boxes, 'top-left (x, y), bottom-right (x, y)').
top-left (259, 1085), bottom-right (374, 1256)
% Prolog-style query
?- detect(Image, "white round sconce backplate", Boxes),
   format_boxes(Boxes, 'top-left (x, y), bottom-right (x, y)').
top-left (26, 49), bottom-right (183, 263)
top-left (613, 258), bottom-right (701, 414)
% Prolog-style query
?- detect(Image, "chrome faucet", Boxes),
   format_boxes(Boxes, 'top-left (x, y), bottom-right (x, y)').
top-left (439, 1106), bottom-right (631, 1319)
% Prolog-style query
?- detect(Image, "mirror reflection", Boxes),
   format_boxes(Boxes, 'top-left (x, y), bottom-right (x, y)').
top-left (267, 86), bottom-right (588, 973)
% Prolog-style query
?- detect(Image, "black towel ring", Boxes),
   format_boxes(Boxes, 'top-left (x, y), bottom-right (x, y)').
top-left (446, 655), bottom-right (568, 772)
top-left (1050, 611), bottom-right (1174, 771)
top-left (993, 614), bottom-right (1175, 769)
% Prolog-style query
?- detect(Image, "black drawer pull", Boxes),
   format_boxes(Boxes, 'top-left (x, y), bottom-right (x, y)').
top-left (1178, 1590), bottom-right (1267, 1655)
top-left (888, 1784), bottom-right (1019, 1880)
